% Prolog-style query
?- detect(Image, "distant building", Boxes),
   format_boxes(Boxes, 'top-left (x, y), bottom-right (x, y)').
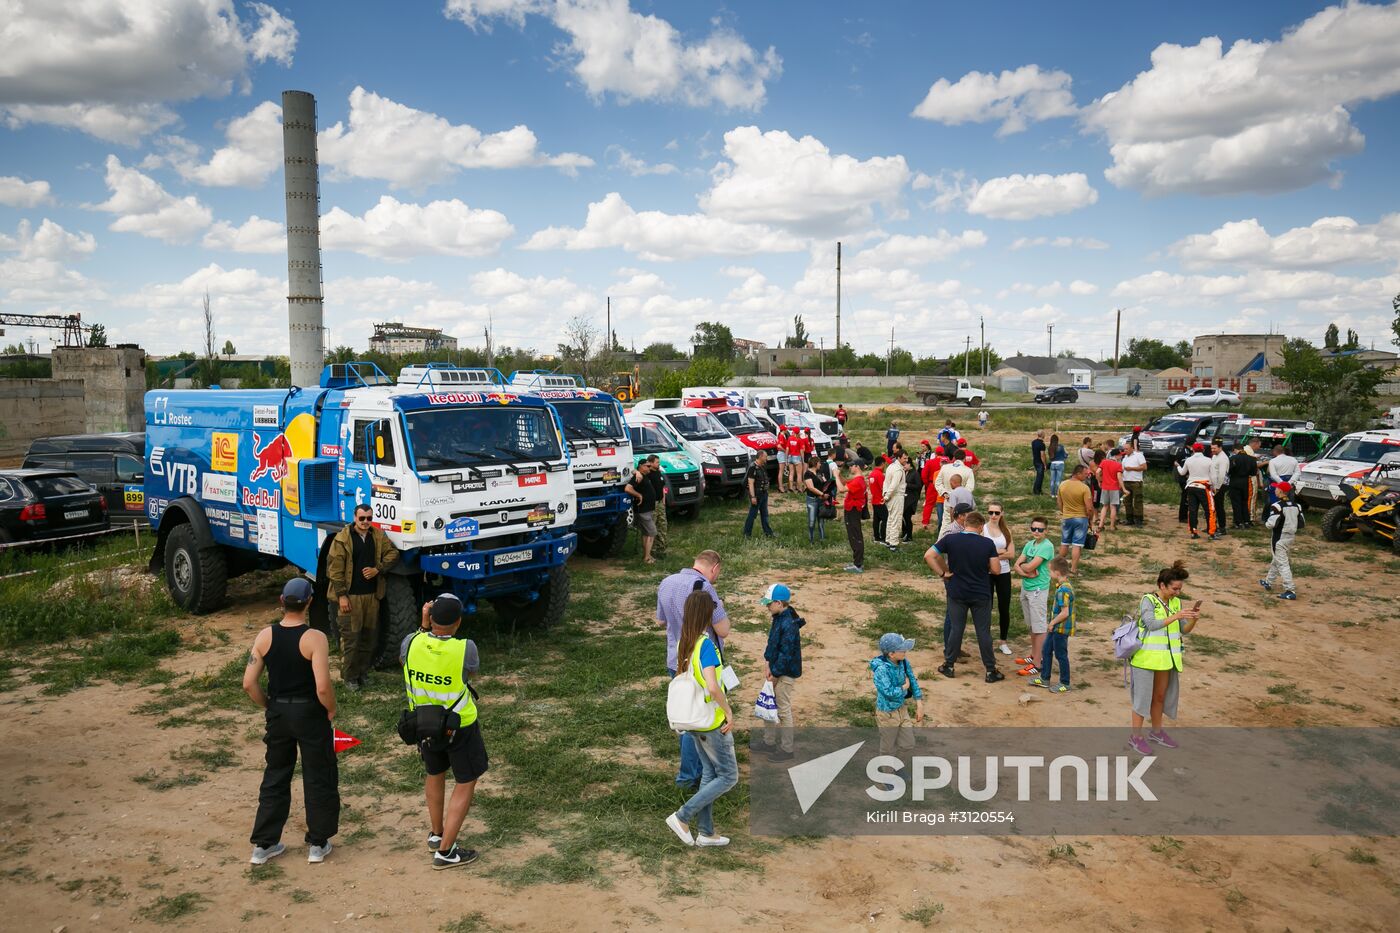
top-left (732, 337), bottom-right (766, 359)
top-left (1322, 347), bottom-right (1400, 374)
top-left (1000, 355), bottom-right (1106, 379)
top-left (369, 322), bottom-right (458, 354)
top-left (1191, 333), bottom-right (1285, 378)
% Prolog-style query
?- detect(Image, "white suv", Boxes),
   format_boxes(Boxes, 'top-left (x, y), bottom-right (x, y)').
top-left (1167, 387), bottom-right (1242, 409)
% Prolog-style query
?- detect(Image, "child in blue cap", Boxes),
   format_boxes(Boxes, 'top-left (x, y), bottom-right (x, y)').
top-left (761, 584), bottom-right (804, 761)
top-left (870, 632), bottom-right (924, 755)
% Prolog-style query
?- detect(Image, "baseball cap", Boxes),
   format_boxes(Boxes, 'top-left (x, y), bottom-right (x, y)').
top-left (1192, 442), bottom-right (1205, 451)
top-left (921, 438), bottom-right (931, 446)
top-left (1272, 481), bottom-right (1293, 494)
top-left (281, 577), bottom-right (313, 602)
top-left (879, 632), bottom-right (915, 654)
top-left (957, 438), bottom-right (968, 447)
top-left (429, 593), bottom-right (464, 625)
top-left (760, 583), bottom-right (792, 605)
top-left (952, 502), bottom-right (975, 517)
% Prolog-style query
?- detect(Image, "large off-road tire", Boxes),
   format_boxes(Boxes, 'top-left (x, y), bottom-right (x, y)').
top-left (1321, 505), bottom-right (1355, 543)
top-left (580, 514), bottom-right (630, 559)
top-left (920, 394), bottom-right (934, 406)
top-left (965, 397), bottom-right (977, 407)
top-left (615, 388), bottom-right (632, 403)
top-left (492, 565), bottom-right (569, 630)
top-left (163, 523), bottom-right (226, 613)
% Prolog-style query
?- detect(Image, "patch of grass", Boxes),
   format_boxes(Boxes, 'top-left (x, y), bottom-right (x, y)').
top-left (133, 769), bottom-right (206, 791)
top-left (1345, 847), bottom-right (1379, 865)
top-left (1047, 842), bottom-right (1078, 861)
top-left (1265, 682), bottom-right (1313, 705)
top-left (901, 899), bottom-right (945, 926)
top-left (139, 891), bottom-right (208, 923)
top-left (289, 888), bottom-right (314, 903)
top-left (1187, 634), bottom-right (1247, 658)
top-left (1224, 888), bottom-right (1248, 913)
top-left (171, 745), bottom-right (236, 770)
top-left (29, 628), bottom-right (182, 695)
top-left (247, 862), bottom-right (284, 883)
top-left (442, 914), bottom-right (494, 933)
top-left (1221, 662), bottom-right (1254, 674)
top-left (1149, 836), bottom-right (1183, 856)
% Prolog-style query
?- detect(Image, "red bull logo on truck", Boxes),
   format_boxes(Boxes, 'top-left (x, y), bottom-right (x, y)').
top-left (249, 431), bottom-right (293, 482)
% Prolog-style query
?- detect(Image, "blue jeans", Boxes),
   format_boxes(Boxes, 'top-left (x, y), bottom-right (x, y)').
top-left (667, 667), bottom-right (702, 787)
top-left (806, 495), bottom-right (825, 542)
top-left (1040, 631), bottom-right (1070, 685)
top-left (1049, 461), bottom-right (1065, 495)
top-left (743, 490), bottom-right (773, 536)
top-left (1061, 516), bottom-right (1088, 547)
top-left (677, 728), bottom-right (738, 836)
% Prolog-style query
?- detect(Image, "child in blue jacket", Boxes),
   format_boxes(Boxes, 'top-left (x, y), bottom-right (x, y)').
top-left (870, 632), bottom-right (924, 755)
top-left (761, 584), bottom-right (804, 761)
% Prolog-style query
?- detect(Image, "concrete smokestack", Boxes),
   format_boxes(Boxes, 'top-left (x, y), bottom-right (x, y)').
top-left (282, 90), bottom-right (325, 388)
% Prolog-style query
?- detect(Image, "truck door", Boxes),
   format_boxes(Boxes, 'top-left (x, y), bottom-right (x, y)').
top-left (347, 415), bottom-right (408, 533)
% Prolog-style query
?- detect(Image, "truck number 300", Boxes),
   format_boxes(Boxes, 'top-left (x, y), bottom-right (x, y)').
top-left (373, 502), bottom-right (397, 521)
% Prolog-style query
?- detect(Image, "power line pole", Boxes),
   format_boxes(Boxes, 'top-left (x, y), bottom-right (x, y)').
top-left (963, 335), bottom-right (971, 378)
top-left (820, 337), bottom-right (825, 377)
top-left (1047, 323), bottom-right (1054, 358)
top-left (979, 316), bottom-right (986, 388)
top-left (1113, 307), bottom-right (1121, 375)
top-left (485, 309), bottom-right (495, 370)
top-left (606, 296), bottom-right (611, 354)
top-left (835, 241), bottom-right (842, 351)
top-left (887, 326), bottom-right (893, 377)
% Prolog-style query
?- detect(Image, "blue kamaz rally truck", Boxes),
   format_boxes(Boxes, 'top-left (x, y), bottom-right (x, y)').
top-left (507, 371), bottom-right (633, 559)
top-left (144, 363), bottom-right (578, 654)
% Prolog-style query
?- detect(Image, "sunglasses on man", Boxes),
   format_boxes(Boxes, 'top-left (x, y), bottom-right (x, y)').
top-left (1029, 525), bottom-right (1046, 533)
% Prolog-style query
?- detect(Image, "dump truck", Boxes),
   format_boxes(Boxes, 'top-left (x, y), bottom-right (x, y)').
top-left (144, 362), bottom-right (579, 657)
top-left (907, 375), bottom-right (986, 407)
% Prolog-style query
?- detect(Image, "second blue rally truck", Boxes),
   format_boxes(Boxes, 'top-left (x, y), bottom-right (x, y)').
top-left (507, 371), bottom-right (634, 559)
top-left (144, 363), bottom-right (579, 656)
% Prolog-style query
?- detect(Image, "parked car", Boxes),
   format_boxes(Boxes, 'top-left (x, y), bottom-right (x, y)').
top-left (1033, 386), bottom-right (1079, 404)
top-left (22, 432), bottom-right (148, 524)
top-left (1121, 412), bottom-right (1238, 465)
top-left (1167, 387), bottom-right (1242, 409)
top-left (0, 469), bottom-right (110, 545)
top-left (1292, 429), bottom-right (1400, 511)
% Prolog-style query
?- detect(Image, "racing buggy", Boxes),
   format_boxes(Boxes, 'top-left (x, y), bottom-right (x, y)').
top-left (1321, 451), bottom-right (1400, 554)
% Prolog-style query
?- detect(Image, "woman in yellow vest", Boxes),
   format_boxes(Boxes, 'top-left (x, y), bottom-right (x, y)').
top-left (665, 590), bottom-right (737, 848)
top-left (1128, 560), bottom-right (1201, 755)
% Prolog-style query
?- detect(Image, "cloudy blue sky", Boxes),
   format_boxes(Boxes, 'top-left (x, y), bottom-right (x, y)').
top-left (2, 0), bottom-right (1398, 361)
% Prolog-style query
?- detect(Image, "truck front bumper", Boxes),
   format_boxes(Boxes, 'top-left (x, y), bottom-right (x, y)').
top-left (419, 531), bottom-right (578, 583)
top-left (571, 487), bottom-right (632, 532)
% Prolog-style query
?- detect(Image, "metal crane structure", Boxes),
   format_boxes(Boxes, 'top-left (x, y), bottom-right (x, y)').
top-left (0, 312), bottom-right (89, 348)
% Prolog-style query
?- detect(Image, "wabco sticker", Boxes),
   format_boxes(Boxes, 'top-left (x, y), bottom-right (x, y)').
top-left (445, 517), bottom-right (480, 540)
top-left (526, 507), bottom-right (556, 527)
top-left (202, 473), bottom-right (238, 504)
top-left (253, 405), bottom-right (279, 428)
top-left (452, 479), bottom-right (486, 494)
top-left (123, 485), bottom-right (144, 510)
top-left (518, 473), bottom-right (547, 488)
top-left (372, 483), bottom-right (401, 501)
top-left (211, 432), bottom-right (238, 472)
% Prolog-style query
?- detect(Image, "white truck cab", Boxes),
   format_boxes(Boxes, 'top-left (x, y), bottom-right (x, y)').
top-left (630, 398), bottom-right (753, 495)
top-left (683, 386), bottom-right (838, 453)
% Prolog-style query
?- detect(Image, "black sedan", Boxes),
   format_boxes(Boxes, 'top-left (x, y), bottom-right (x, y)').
top-left (1033, 386), bottom-right (1080, 404)
top-left (0, 469), bottom-right (110, 546)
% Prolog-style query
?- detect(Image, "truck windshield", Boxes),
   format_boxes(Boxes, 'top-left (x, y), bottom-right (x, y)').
top-left (405, 406), bottom-right (561, 470)
top-left (665, 411), bottom-right (730, 440)
top-left (774, 394), bottom-right (812, 413)
top-left (628, 423), bottom-right (677, 454)
top-left (1217, 422), bottom-right (1251, 442)
top-left (1320, 438), bottom-right (1396, 464)
top-left (553, 399), bottom-right (625, 442)
top-left (714, 409), bottom-right (762, 433)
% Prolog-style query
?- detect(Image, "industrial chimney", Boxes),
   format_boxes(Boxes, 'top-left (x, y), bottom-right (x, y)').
top-left (281, 90), bottom-right (325, 388)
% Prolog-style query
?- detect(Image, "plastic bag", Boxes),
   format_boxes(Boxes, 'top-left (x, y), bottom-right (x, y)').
top-left (753, 679), bottom-right (779, 723)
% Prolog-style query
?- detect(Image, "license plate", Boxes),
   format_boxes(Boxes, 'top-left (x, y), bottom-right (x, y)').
top-left (65, 509), bottom-right (88, 520)
top-left (495, 549), bottom-right (533, 566)
top-left (580, 499), bottom-right (605, 510)
top-left (677, 486), bottom-right (696, 495)
top-left (729, 468), bottom-right (745, 477)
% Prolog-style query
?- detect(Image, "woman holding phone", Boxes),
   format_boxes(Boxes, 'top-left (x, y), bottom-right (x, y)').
top-left (1128, 560), bottom-right (1200, 755)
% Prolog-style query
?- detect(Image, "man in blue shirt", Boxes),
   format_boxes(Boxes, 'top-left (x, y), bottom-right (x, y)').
top-left (925, 510), bottom-right (1004, 683)
top-left (657, 550), bottom-right (727, 789)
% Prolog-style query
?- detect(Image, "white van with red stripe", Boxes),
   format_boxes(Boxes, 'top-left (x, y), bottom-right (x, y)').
top-left (1293, 429), bottom-right (1400, 509)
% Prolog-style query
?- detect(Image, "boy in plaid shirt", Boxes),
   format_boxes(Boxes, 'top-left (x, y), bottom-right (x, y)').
top-left (1032, 558), bottom-right (1075, 693)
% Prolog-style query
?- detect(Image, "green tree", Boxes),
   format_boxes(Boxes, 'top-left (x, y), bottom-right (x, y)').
top-left (641, 341), bottom-right (684, 361)
top-left (1117, 338), bottom-right (1190, 371)
top-left (945, 346), bottom-right (1002, 378)
top-left (86, 323), bottom-right (108, 347)
top-left (650, 356), bottom-right (735, 397)
top-left (2, 342), bottom-right (25, 354)
top-left (889, 348), bottom-right (916, 376)
top-left (784, 315), bottom-right (809, 348)
top-left (1324, 322), bottom-right (1340, 350)
top-left (1392, 292), bottom-right (1400, 350)
top-left (1344, 328), bottom-right (1361, 350)
top-left (221, 338), bottom-right (237, 356)
top-left (1273, 338), bottom-right (1383, 434)
top-left (691, 321), bottom-right (734, 360)
top-left (825, 343), bottom-right (857, 370)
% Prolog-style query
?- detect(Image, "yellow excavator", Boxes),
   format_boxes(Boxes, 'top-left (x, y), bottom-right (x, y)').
top-left (600, 365), bottom-right (642, 403)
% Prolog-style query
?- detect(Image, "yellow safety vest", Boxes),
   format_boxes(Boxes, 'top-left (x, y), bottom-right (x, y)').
top-left (1131, 594), bottom-right (1183, 672)
top-left (403, 633), bottom-right (478, 727)
top-left (688, 633), bottom-right (727, 732)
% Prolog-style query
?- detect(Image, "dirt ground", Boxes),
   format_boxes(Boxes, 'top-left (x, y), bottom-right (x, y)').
top-left (3, 428), bottom-right (1398, 931)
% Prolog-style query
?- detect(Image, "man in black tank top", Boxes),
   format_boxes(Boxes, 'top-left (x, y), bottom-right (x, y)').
top-left (243, 577), bottom-right (341, 865)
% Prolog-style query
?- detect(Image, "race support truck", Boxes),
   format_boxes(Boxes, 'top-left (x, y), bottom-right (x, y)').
top-left (683, 387), bottom-right (838, 454)
top-left (624, 411), bottom-right (705, 519)
top-left (144, 363), bottom-right (579, 654)
top-left (682, 396), bottom-right (780, 475)
top-left (508, 371), bottom-right (632, 559)
top-left (629, 398), bottom-right (753, 497)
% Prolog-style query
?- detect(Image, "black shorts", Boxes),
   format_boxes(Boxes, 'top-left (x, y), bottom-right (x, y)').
top-left (421, 719), bottom-right (489, 783)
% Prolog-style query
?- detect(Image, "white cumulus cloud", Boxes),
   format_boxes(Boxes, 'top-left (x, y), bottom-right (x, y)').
top-left (446, 0), bottom-right (781, 110)
top-left (318, 87), bottom-right (593, 188)
top-left (0, 219), bottom-right (97, 262)
top-left (1082, 1), bottom-right (1400, 195)
top-left (700, 126), bottom-right (910, 234)
top-left (912, 65), bottom-right (1077, 135)
top-left (321, 195), bottom-right (514, 260)
top-left (852, 231), bottom-right (988, 268)
top-left (607, 146), bottom-right (678, 176)
top-left (966, 172), bottom-right (1098, 220)
top-left (202, 215), bottom-right (285, 253)
top-left (1170, 214), bottom-right (1400, 270)
top-left (90, 155), bottom-right (213, 243)
top-left (169, 101), bottom-right (283, 187)
top-left (1069, 279), bottom-right (1099, 296)
top-left (521, 192), bottom-right (806, 261)
top-left (1010, 235), bottom-right (1110, 250)
top-left (0, 176), bottom-right (52, 208)
top-left (0, 0), bottom-right (297, 144)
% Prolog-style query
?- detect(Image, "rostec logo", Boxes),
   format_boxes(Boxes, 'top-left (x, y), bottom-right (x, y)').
top-left (211, 432), bottom-right (238, 472)
top-left (249, 431), bottom-right (293, 482)
top-left (151, 396), bottom-right (193, 426)
top-left (242, 487), bottom-right (280, 509)
top-left (167, 462), bottom-right (198, 496)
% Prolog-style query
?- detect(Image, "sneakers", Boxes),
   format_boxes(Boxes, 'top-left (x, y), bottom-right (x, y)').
top-left (936, 663), bottom-right (955, 679)
top-left (344, 679), bottom-right (362, 693)
top-left (665, 812), bottom-right (695, 846)
top-left (1259, 579), bottom-right (1272, 591)
top-left (1016, 665), bottom-right (1038, 677)
top-left (427, 832), bottom-right (443, 852)
top-left (1029, 676), bottom-right (1048, 689)
top-left (1279, 591), bottom-right (1297, 600)
top-left (432, 844), bottom-right (479, 870)
top-left (985, 670), bottom-right (1006, 684)
top-left (843, 564), bottom-right (864, 573)
top-left (1128, 735), bottom-right (1153, 755)
top-left (250, 842), bottom-right (285, 865)
top-left (308, 842), bottom-right (332, 864)
top-left (696, 834), bottom-right (730, 847)
top-left (1148, 730), bottom-right (1179, 749)
top-left (1048, 683), bottom-right (1070, 694)
top-left (999, 642), bottom-right (1013, 656)
top-left (1014, 657), bottom-right (1037, 666)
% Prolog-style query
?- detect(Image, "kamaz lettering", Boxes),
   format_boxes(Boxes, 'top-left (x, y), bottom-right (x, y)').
top-left (241, 487), bottom-right (280, 509)
top-left (481, 496), bottom-right (527, 507)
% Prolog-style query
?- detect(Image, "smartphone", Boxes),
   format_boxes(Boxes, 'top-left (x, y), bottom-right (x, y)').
top-left (1192, 600), bottom-right (1203, 611)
